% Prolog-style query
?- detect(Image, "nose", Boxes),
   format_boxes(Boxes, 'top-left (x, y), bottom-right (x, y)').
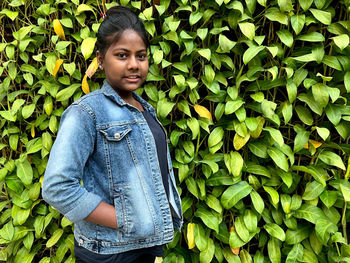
top-left (128, 55), bottom-right (138, 70)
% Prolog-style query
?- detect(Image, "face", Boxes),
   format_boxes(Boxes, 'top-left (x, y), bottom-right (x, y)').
top-left (97, 29), bottom-right (148, 99)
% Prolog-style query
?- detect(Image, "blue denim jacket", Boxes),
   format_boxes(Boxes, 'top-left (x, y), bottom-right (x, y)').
top-left (42, 82), bottom-right (183, 254)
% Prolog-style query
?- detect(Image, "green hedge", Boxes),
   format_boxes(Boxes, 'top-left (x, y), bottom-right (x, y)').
top-left (1, 0), bottom-right (350, 262)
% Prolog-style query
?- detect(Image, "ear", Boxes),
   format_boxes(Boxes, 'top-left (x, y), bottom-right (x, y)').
top-left (96, 51), bottom-right (104, 70)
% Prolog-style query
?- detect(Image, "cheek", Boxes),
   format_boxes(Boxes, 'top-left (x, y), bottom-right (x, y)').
top-left (143, 61), bottom-right (149, 72)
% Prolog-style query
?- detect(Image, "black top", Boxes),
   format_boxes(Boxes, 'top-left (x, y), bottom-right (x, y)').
top-left (142, 110), bottom-right (169, 197)
top-left (74, 110), bottom-right (169, 262)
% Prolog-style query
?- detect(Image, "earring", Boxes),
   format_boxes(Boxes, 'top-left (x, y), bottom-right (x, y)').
top-left (98, 64), bottom-right (102, 69)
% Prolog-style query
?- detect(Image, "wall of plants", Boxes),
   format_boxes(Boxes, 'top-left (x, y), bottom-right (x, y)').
top-left (1, 0), bottom-right (350, 262)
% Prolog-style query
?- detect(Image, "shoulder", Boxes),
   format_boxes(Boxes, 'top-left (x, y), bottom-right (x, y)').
top-left (68, 89), bottom-right (110, 121)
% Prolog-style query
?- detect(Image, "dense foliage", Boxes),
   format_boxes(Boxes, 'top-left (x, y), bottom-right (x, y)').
top-left (1, 0), bottom-right (350, 262)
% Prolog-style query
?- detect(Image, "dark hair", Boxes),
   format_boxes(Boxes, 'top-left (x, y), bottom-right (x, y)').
top-left (96, 6), bottom-right (148, 56)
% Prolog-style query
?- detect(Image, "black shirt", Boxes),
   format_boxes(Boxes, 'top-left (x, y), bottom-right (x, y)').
top-left (142, 110), bottom-right (169, 197)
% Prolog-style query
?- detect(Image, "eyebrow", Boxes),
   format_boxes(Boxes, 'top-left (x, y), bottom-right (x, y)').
top-left (112, 48), bottom-right (147, 53)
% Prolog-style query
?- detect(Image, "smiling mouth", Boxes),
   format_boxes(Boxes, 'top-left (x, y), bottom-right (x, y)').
top-left (125, 75), bottom-right (140, 79)
top-left (124, 75), bottom-right (141, 82)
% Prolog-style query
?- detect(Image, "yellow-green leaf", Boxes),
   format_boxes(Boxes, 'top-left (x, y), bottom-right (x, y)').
top-left (81, 37), bottom-right (97, 60)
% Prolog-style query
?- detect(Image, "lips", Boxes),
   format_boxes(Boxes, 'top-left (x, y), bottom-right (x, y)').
top-left (124, 75), bottom-right (141, 83)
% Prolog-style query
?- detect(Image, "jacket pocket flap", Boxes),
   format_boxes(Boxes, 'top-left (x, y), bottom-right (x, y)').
top-left (100, 125), bottom-right (132, 141)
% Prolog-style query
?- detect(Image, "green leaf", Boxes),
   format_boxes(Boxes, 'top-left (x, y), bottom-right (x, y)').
top-left (157, 98), bottom-right (175, 119)
top-left (208, 127), bottom-right (224, 148)
top-left (302, 249), bottom-right (319, 262)
top-left (221, 181), bottom-right (253, 209)
top-left (333, 34), bottom-right (349, 50)
top-left (344, 72), bottom-right (350, 93)
top-left (340, 183), bottom-right (350, 201)
top-left (55, 84), bottom-right (80, 101)
top-left (218, 34), bottom-right (236, 52)
top-left (264, 223), bottom-right (285, 241)
top-left (312, 83), bottom-right (329, 108)
top-left (194, 207), bottom-right (220, 233)
top-left (189, 11), bottom-right (203, 26)
top-left (13, 25), bottom-right (34, 40)
top-left (194, 223), bottom-right (208, 251)
top-left (265, 7), bottom-right (288, 25)
top-left (315, 219), bottom-right (337, 245)
top-left (286, 244), bottom-right (304, 263)
top-left (264, 127), bottom-right (284, 146)
top-left (235, 216), bottom-right (250, 242)
top-left (63, 62), bottom-right (76, 76)
top-left (0, 221), bottom-right (14, 241)
top-left (299, 0), bottom-right (313, 10)
top-left (302, 181), bottom-right (325, 200)
top-left (225, 99), bottom-right (244, 115)
top-left (0, 9), bottom-right (19, 20)
top-left (310, 8), bottom-right (332, 25)
top-left (277, 30), bottom-right (293, 48)
top-left (206, 195), bottom-right (223, 214)
top-left (230, 151), bottom-right (244, 177)
top-left (248, 141), bottom-right (268, 158)
top-left (245, 163), bottom-right (271, 177)
top-left (81, 37), bottom-right (97, 60)
top-left (278, 0), bottom-right (293, 12)
top-left (291, 14), bottom-right (305, 35)
top-left (152, 49), bottom-right (163, 64)
top-left (268, 148), bottom-right (289, 172)
top-left (268, 237), bottom-right (281, 263)
top-left (316, 127), bottom-right (329, 141)
top-left (186, 177), bottom-right (199, 198)
top-left (198, 49), bottom-right (211, 61)
top-left (243, 46), bottom-right (265, 64)
top-left (238, 22), bottom-right (255, 40)
top-left (263, 186), bottom-right (279, 206)
top-left (229, 229), bottom-right (246, 248)
top-left (295, 105), bottom-right (313, 126)
top-left (21, 104), bottom-right (35, 119)
top-left (285, 225), bottom-right (313, 245)
top-left (297, 32), bottom-right (325, 42)
top-left (244, 210), bottom-right (258, 232)
top-left (322, 55), bottom-right (342, 71)
top-left (46, 228), bottom-right (64, 248)
top-left (197, 28), bottom-right (208, 40)
top-left (16, 157), bottom-right (33, 186)
top-left (12, 205), bottom-right (30, 225)
top-left (279, 171), bottom-right (293, 188)
top-left (312, 44), bottom-right (325, 63)
top-left (250, 191), bottom-right (265, 214)
top-left (294, 130), bottom-right (310, 152)
top-left (320, 190), bottom-right (338, 208)
top-left (200, 238), bottom-right (215, 263)
top-left (294, 204), bottom-right (326, 224)
top-left (319, 151), bottom-right (345, 170)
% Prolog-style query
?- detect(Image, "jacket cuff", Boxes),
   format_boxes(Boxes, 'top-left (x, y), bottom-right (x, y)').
top-left (65, 192), bottom-right (102, 222)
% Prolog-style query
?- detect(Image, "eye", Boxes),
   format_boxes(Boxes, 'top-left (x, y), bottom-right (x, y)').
top-left (138, 54), bottom-right (147, 60)
top-left (116, 53), bottom-right (127, 59)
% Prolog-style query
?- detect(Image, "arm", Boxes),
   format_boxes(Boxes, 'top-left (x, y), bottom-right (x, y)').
top-left (43, 105), bottom-right (108, 224)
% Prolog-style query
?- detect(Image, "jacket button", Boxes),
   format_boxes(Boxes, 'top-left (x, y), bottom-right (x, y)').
top-left (114, 133), bottom-right (121, 139)
top-left (79, 239), bottom-right (84, 245)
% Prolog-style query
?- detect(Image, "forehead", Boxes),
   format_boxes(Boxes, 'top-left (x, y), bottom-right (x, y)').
top-left (108, 29), bottom-right (147, 52)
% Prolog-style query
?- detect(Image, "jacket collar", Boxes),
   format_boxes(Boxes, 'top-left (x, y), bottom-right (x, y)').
top-left (101, 81), bottom-right (156, 115)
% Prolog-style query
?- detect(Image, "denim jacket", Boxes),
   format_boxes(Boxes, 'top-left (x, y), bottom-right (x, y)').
top-left (42, 82), bottom-right (183, 254)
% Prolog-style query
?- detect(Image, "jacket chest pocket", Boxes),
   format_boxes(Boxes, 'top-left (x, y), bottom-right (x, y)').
top-left (100, 125), bottom-right (132, 142)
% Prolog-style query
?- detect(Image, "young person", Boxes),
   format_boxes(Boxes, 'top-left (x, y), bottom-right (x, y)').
top-left (42, 6), bottom-right (182, 263)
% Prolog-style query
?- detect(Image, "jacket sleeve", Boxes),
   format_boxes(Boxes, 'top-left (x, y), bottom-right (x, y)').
top-left (42, 104), bottom-right (102, 222)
